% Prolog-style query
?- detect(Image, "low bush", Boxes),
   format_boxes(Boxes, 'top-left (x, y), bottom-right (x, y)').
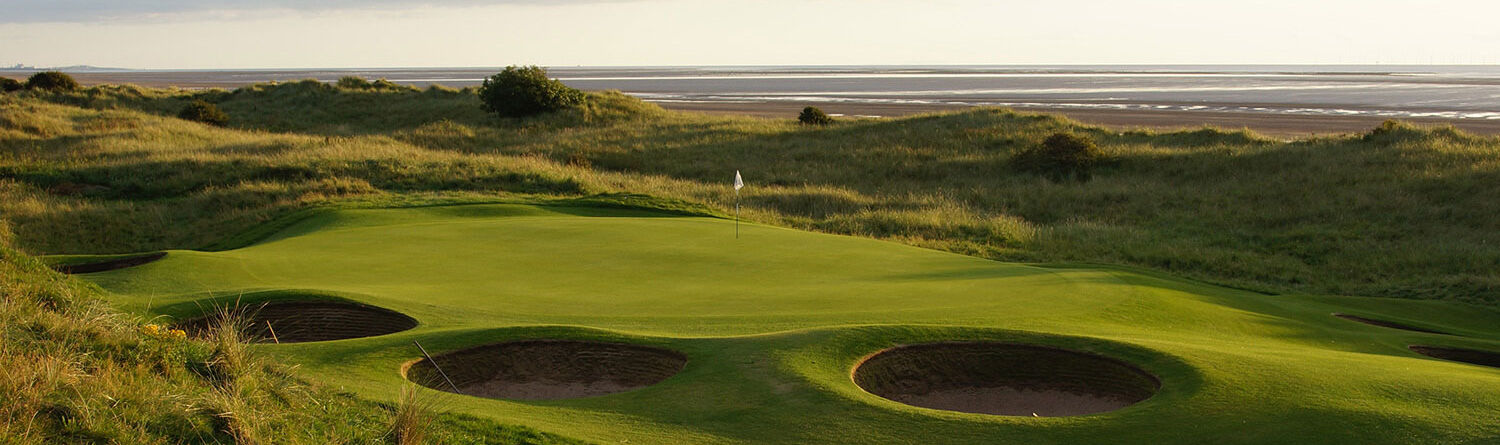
top-left (798, 106), bottom-right (834, 125)
top-left (477, 65), bottom-right (584, 118)
top-left (178, 100), bottom-right (230, 126)
top-left (1012, 132), bottom-right (1104, 181)
top-left (0, 77), bottom-right (21, 92)
top-left (26, 71), bottom-right (80, 91)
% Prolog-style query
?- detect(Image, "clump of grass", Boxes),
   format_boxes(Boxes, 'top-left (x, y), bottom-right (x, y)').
top-left (337, 76), bottom-right (374, 90)
top-left (0, 77), bottom-right (21, 93)
top-left (337, 76), bottom-right (413, 92)
top-left (1012, 132), bottom-right (1105, 181)
top-left (388, 384), bottom-right (434, 445)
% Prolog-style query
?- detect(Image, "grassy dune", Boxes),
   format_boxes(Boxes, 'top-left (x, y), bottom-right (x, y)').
top-left (5, 81), bottom-right (1500, 304)
top-left (5, 79), bottom-right (1500, 443)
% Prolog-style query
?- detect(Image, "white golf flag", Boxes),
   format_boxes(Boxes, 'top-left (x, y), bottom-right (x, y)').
top-left (734, 170), bottom-right (744, 191)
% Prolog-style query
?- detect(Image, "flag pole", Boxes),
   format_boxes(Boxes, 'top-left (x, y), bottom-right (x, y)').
top-left (733, 170), bottom-right (743, 239)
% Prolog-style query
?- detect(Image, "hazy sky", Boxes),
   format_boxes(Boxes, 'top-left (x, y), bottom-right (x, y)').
top-left (3, 0), bottom-right (1497, 69)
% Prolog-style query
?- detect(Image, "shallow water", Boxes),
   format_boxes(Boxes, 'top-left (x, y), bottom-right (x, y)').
top-left (17, 65), bottom-right (1500, 120)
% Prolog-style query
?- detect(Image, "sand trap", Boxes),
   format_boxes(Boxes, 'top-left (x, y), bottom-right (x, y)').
top-left (853, 342), bottom-right (1159, 417)
top-left (177, 301), bottom-right (417, 343)
top-left (1334, 313), bottom-right (1450, 335)
top-left (53, 252), bottom-right (166, 274)
top-left (1409, 345), bottom-right (1500, 370)
top-left (406, 340), bottom-right (687, 400)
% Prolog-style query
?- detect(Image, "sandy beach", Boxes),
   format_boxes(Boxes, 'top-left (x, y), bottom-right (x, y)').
top-left (652, 101), bottom-right (1500, 138)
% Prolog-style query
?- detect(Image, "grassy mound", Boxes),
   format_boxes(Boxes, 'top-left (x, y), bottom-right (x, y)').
top-left (0, 220), bottom-right (583, 444)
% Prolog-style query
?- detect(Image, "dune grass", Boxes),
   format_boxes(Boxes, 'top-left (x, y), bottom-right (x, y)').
top-left (5, 81), bottom-right (1500, 304)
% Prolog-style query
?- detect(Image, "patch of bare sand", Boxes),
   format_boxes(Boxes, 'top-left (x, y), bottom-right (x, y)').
top-left (854, 342), bottom-right (1159, 416)
top-left (891, 387), bottom-right (1134, 417)
top-left (408, 340), bottom-right (687, 400)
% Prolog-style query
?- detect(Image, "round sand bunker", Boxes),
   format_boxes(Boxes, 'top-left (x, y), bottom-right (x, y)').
top-left (177, 301), bottom-right (417, 343)
top-left (1334, 313), bottom-right (1450, 335)
top-left (853, 342), bottom-right (1160, 417)
top-left (1410, 345), bottom-right (1500, 370)
top-left (54, 252), bottom-right (166, 274)
top-left (406, 340), bottom-right (687, 400)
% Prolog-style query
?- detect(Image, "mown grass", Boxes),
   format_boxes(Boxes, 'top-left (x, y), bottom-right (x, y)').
top-left (3, 80), bottom-right (1500, 305)
top-left (70, 205), bottom-right (1500, 445)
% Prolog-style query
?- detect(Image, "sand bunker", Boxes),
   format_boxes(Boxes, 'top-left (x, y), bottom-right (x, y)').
top-left (1334, 313), bottom-right (1450, 335)
top-left (1410, 345), bottom-right (1500, 370)
top-left (53, 252), bottom-right (166, 274)
top-left (853, 342), bottom-right (1160, 417)
top-left (177, 301), bottom-right (417, 343)
top-left (406, 340), bottom-right (687, 400)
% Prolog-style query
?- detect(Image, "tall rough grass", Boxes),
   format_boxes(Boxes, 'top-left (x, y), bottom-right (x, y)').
top-left (5, 85), bottom-right (1500, 303)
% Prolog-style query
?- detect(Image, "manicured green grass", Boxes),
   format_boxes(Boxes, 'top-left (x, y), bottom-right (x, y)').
top-left (0, 216), bottom-right (585, 444)
top-left (72, 204), bottom-right (1500, 444)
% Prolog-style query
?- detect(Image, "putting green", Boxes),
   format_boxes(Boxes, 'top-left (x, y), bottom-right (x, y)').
top-left (76, 204), bottom-right (1500, 444)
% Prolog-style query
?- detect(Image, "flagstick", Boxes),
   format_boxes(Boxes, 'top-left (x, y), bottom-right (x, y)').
top-left (414, 340), bottom-right (462, 394)
top-left (735, 190), bottom-right (740, 239)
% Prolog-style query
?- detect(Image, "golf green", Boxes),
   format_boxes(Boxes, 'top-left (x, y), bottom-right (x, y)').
top-left (74, 204), bottom-right (1500, 444)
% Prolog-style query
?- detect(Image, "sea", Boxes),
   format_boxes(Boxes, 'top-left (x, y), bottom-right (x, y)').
top-left (11, 65), bottom-right (1500, 120)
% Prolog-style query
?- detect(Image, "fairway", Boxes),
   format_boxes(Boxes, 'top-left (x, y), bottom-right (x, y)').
top-left (74, 204), bottom-right (1500, 444)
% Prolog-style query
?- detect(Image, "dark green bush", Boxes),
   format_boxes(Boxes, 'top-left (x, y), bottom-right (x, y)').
top-left (0, 77), bottom-right (21, 92)
top-left (477, 65), bottom-right (584, 118)
top-left (26, 71), bottom-right (80, 91)
top-left (177, 100), bottom-right (229, 126)
top-left (798, 106), bottom-right (834, 126)
top-left (1012, 132), bottom-right (1104, 181)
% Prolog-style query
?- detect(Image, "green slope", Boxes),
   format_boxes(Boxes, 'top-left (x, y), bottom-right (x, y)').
top-left (72, 204), bottom-right (1500, 444)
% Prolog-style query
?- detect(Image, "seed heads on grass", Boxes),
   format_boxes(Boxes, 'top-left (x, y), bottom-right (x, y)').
top-left (388, 384), bottom-right (436, 445)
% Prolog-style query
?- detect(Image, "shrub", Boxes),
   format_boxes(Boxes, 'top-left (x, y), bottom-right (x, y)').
top-left (178, 100), bottom-right (229, 126)
top-left (1013, 132), bottom-right (1104, 181)
top-left (798, 106), bottom-right (834, 126)
top-left (25, 71), bottom-right (80, 91)
top-left (0, 77), bottom-right (21, 92)
top-left (477, 65), bottom-right (584, 118)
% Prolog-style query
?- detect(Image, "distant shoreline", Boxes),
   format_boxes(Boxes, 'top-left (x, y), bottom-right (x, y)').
top-left (651, 101), bottom-right (1500, 138)
top-left (9, 68), bottom-right (1499, 138)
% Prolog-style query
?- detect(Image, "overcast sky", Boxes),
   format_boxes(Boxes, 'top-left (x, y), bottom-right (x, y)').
top-left (2, 0), bottom-right (1497, 69)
